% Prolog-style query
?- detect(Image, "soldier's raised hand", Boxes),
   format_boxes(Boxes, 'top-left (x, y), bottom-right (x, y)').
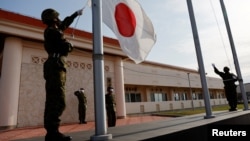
top-left (76, 9), bottom-right (83, 16)
top-left (212, 63), bottom-right (215, 68)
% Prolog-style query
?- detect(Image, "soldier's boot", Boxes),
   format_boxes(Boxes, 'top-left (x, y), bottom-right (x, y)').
top-left (45, 131), bottom-right (72, 141)
top-left (45, 128), bottom-right (72, 141)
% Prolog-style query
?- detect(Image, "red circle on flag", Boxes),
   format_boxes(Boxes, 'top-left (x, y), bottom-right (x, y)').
top-left (115, 3), bottom-right (136, 37)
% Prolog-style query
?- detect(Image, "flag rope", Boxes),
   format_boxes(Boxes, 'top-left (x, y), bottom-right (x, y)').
top-left (71, 0), bottom-right (91, 38)
top-left (209, 0), bottom-right (233, 70)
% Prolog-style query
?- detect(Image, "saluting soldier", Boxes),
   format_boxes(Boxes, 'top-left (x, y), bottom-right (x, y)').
top-left (74, 88), bottom-right (87, 124)
top-left (105, 86), bottom-right (117, 127)
top-left (41, 8), bottom-right (82, 141)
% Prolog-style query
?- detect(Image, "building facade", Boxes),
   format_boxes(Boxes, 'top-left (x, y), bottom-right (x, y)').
top-left (237, 83), bottom-right (250, 103)
top-left (0, 9), bottom-right (225, 129)
top-left (123, 61), bottom-right (226, 114)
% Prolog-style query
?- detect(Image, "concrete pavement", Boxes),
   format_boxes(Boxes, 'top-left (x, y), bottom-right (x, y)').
top-left (12, 110), bottom-right (250, 141)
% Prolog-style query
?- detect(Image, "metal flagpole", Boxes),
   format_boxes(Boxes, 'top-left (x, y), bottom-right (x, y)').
top-left (90, 0), bottom-right (112, 140)
top-left (219, 0), bottom-right (249, 110)
top-left (186, 0), bottom-right (214, 119)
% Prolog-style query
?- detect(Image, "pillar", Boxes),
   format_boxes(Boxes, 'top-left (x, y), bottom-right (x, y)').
top-left (0, 37), bottom-right (22, 129)
top-left (114, 57), bottom-right (126, 118)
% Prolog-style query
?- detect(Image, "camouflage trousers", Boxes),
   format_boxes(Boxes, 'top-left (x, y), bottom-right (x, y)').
top-left (106, 105), bottom-right (116, 127)
top-left (78, 104), bottom-right (86, 122)
top-left (224, 86), bottom-right (237, 110)
top-left (43, 58), bottom-right (66, 132)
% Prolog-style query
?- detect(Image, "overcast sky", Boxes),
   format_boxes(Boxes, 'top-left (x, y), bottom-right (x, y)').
top-left (1, 0), bottom-right (250, 83)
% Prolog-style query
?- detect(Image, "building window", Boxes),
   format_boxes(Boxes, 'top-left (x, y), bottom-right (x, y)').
top-left (210, 92), bottom-right (215, 99)
top-left (125, 93), bottom-right (141, 102)
top-left (192, 92), bottom-right (195, 100)
top-left (180, 93), bottom-right (187, 101)
top-left (197, 92), bottom-right (203, 100)
top-left (174, 93), bottom-right (186, 101)
top-left (174, 93), bottom-right (179, 101)
top-left (246, 92), bottom-right (250, 101)
top-left (150, 93), bottom-right (167, 102)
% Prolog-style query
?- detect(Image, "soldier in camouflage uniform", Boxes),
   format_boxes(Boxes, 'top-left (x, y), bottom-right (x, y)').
top-left (212, 64), bottom-right (238, 111)
top-left (74, 88), bottom-right (87, 124)
top-left (105, 86), bottom-right (116, 127)
top-left (41, 8), bottom-right (82, 141)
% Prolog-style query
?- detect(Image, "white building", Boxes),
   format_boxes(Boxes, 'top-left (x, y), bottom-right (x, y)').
top-left (0, 9), bottom-right (225, 129)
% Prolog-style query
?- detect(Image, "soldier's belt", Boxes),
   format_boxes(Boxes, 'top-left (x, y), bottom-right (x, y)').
top-left (49, 53), bottom-right (61, 58)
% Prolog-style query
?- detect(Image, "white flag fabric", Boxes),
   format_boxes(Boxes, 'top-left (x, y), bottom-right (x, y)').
top-left (102, 0), bottom-right (156, 64)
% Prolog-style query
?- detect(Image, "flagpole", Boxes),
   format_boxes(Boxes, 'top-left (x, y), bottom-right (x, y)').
top-left (186, 0), bottom-right (214, 119)
top-left (90, 0), bottom-right (112, 140)
top-left (219, 0), bottom-right (249, 110)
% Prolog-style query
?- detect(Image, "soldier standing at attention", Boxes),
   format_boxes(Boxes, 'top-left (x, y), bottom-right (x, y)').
top-left (105, 86), bottom-right (117, 127)
top-left (41, 8), bottom-right (82, 141)
top-left (74, 88), bottom-right (87, 124)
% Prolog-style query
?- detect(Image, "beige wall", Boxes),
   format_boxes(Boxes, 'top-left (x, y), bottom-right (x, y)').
top-left (123, 61), bottom-right (224, 89)
top-left (17, 42), bottom-right (117, 127)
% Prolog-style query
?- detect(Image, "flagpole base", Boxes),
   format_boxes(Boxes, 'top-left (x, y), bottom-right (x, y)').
top-left (204, 115), bottom-right (215, 119)
top-left (90, 134), bottom-right (112, 141)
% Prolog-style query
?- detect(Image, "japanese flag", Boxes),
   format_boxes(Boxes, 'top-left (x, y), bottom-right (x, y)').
top-left (102, 0), bottom-right (157, 64)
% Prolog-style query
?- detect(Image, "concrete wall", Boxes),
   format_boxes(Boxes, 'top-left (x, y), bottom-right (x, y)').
top-left (126, 99), bottom-right (228, 114)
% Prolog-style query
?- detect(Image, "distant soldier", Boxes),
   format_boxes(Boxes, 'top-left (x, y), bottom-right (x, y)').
top-left (105, 86), bottom-right (116, 127)
top-left (41, 8), bottom-right (83, 141)
top-left (74, 88), bottom-right (87, 124)
top-left (212, 64), bottom-right (238, 111)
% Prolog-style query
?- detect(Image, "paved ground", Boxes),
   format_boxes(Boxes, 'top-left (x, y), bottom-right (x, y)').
top-left (2, 110), bottom-right (250, 141)
top-left (0, 115), bottom-right (171, 141)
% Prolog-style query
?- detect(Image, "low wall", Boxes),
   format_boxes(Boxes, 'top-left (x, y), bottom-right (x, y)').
top-left (126, 99), bottom-right (228, 114)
